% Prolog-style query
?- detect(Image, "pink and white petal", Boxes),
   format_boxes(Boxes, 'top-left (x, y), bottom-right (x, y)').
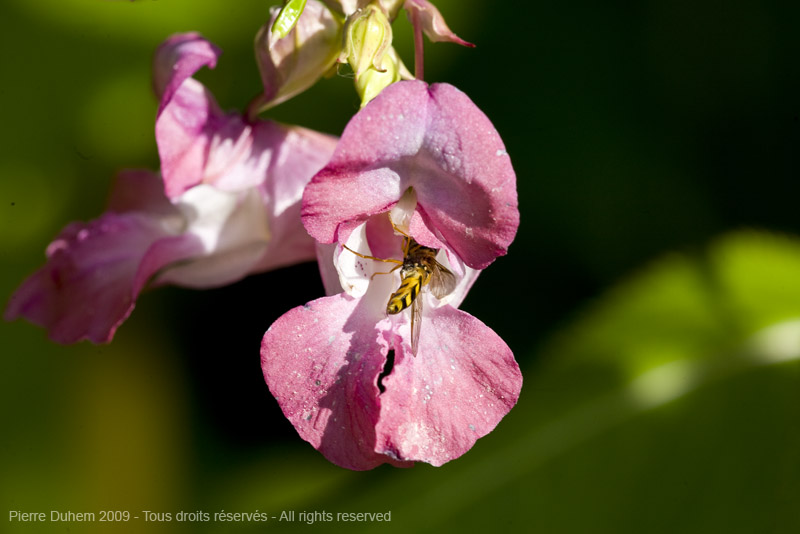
top-left (4, 213), bottom-right (201, 344)
top-left (261, 293), bottom-right (413, 470)
top-left (248, 215), bottom-right (317, 275)
top-left (334, 222), bottom-right (402, 299)
top-left (203, 119), bottom-right (335, 195)
top-left (154, 240), bottom-right (270, 289)
top-left (155, 76), bottom-right (224, 198)
top-left (262, 125), bottom-right (339, 218)
top-left (106, 169), bottom-right (182, 218)
top-left (160, 123), bottom-right (336, 285)
top-left (333, 213), bottom-right (475, 308)
top-left (403, 0), bottom-right (474, 47)
top-left (302, 165), bottom-right (406, 245)
top-left (200, 117), bottom-right (266, 192)
top-left (233, 125), bottom-right (338, 275)
top-left (161, 186), bottom-right (317, 287)
top-left (153, 32), bottom-right (221, 110)
top-left (251, 125), bottom-right (338, 272)
top-left (374, 305), bottom-right (521, 466)
top-left (153, 33), bottom-right (239, 199)
top-left (314, 242), bottom-right (343, 296)
top-left (413, 83), bottom-right (519, 269)
top-left (301, 81), bottom-right (518, 268)
top-left (407, 209), bottom-right (443, 249)
top-left (365, 214), bottom-right (404, 260)
top-left (155, 185), bottom-right (270, 288)
top-left (301, 81), bottom-right (430, 243)
top-left (387, 189), bottom-right (445, 252)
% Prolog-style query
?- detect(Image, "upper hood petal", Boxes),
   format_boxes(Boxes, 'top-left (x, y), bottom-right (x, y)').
top-left (154, 32), bottom-right (226, 198)
top-left (302, 80), bottom-right (519, 269)
top-left (153, 32), bottom-right (221, 111)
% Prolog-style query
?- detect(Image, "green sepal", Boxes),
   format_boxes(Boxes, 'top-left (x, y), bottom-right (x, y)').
top-left (271, 0), bottom-right (309, 39)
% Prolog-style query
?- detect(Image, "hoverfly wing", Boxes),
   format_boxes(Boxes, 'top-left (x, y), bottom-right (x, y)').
top-left (410, 293), bottom-right (423, 357)
top-left (429, 261), bottom-right (457, 300)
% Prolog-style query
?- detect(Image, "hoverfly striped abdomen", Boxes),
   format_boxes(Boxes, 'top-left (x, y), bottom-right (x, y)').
top-left (386, 263), bottom-right (430, 314)
top-left (386, 242), bottom-right (438, 315)
top-left (341, 228), bottom-right (457, 356)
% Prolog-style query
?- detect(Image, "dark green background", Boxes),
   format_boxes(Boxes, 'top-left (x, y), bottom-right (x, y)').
top-left (2, 1), bottom-right (799, 533)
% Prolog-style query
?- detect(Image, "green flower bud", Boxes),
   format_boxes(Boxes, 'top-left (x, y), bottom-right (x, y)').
top-left (355, 46), bottom-right (412, 107)
top-left (341, 4), bottom-right (393, 77)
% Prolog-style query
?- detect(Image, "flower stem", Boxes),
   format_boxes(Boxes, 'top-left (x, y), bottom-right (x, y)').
top-left (410, 9), bottom-right (424, 80)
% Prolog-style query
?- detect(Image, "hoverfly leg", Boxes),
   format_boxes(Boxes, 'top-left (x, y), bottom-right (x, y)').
top-left (341, 243), bottom-right (403, 265)
top-left (370, 264), bottom-right (402, 280)
top-left (388, 221), bottom-right (414, 257)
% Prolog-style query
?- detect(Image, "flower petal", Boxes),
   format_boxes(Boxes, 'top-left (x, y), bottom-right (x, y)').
top-left (375, 305), bottom-right (521, 465)
top-left (177, 114), bottom-right (335, 197)
top-left (157, 124), bottom-right (339, 288)
top-left (154, 30), bottom-right (339, 207)
top-left (5, 212), bottom-right (201, 344)
top-left (334, 214), bottom-right (478, 309)
top-left (302, 80), bottom-right (518, 269)
top-left (154, 33), bottom-right (225, 199)
top-left (153, 32), bottom-right (221, 110)
top-left (314, 242), bottom-right (343, 296)
top-left (155, 34), bottom-right (313, 199)
top-left (251, 126), bottom-right (339, 273)
top-left (261, 293), bottom-right (414, 470)
top-left (154, 184), bottom-right (271, 288)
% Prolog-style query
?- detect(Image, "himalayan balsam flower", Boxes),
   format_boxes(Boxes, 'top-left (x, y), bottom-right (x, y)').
top-left (261, 80), bottom-right (521, 470)
top-left (5, 33), bottom-right (337, 343)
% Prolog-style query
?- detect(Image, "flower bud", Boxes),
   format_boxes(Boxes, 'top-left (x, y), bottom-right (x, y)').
top-left (341, 4), bottom-right (393, 77)
top-left (354, 46), bottom-right (411, 107)
top-left (252, 0), bottom-right (343, 114)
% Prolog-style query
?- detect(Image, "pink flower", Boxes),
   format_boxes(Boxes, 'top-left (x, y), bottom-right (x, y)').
top-left (261, 80), bottom-right (521, 470)
top-left (5, 33), bottom-right (337, 343)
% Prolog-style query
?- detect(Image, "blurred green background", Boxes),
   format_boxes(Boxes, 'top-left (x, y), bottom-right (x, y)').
top-left (2, 1), bottom-right (799, 533)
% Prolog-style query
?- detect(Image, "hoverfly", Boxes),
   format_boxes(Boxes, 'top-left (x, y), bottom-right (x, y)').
top-left (343, 226), bottom-right (457, 356)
